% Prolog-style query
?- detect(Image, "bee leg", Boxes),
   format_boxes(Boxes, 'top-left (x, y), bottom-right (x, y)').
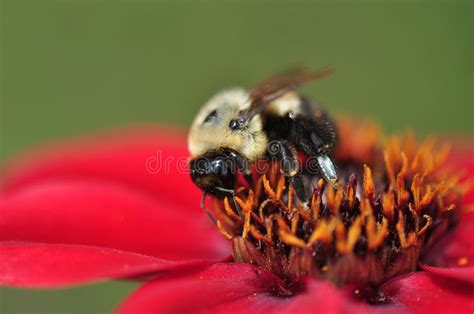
top-left (291, 174), bottom-right (310, 207)
top-left (215, 186), bottom-right (243, 217)
top-left (201, 193), bottom-right (217, 225)
top-left (268, 140), bottom-right (309, 204)
top-left (316, 155), bottom-right (338, 187)
top-left (287, 113), bottom-right (338, 183)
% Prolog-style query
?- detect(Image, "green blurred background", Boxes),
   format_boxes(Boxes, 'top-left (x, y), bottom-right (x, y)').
top-left (0, 0), bottom-right (472, 313)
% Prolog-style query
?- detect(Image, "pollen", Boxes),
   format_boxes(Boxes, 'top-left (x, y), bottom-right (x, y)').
top-left (208, 117), bottom-right (467, 286)
top-left (457, 257), bottom-right (469, 266)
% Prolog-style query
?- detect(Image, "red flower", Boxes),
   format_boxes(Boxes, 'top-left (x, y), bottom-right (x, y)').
top-left (0, 125), bottom-right (473, 313)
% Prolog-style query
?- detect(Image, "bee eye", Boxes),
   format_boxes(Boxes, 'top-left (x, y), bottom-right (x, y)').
top-left (229, 118), bottom-right (245, 130)
top-left (203, 109), bottom-right (218, 124)
top-left (229, 119), bottom-right (240, 130)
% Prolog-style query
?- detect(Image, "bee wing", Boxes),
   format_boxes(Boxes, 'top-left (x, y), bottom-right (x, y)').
top-left (243, 67), bottom-right (335, 119)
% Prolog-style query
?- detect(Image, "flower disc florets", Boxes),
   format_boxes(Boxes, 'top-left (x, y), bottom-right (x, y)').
top-left (209, 118), bottom-right (466, 290)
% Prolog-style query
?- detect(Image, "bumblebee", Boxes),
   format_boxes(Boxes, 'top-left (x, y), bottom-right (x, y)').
top-left (188, 67), bottom-right (338, 206)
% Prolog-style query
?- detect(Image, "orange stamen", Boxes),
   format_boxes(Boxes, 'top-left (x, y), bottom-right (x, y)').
top-left (210, 119), bottom-right (464, 287)
top-left (363, 165), bottom-right (375, 201)
top-left (224, 197), bottom-right (243, 223)
top-left (216, 220), bottom-right (233, 240)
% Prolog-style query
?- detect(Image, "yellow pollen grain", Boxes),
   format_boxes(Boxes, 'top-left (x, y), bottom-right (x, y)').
top-left (457, 257), bottom-right (469, 266)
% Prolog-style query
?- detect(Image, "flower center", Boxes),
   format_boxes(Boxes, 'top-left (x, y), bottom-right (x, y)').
top-left (208, 118), bottom-right (465, 292)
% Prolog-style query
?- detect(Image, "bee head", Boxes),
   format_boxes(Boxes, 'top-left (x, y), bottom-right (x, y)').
top-left (189, 150), bottom-right (237, 198)
top-left (188, 88), bottom-right (267, 162)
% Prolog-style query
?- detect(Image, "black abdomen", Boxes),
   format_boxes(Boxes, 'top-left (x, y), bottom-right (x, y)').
top-left (261, 113), bottom-right (292, 142)
top-left (261, 97), bottom-right (337, 156)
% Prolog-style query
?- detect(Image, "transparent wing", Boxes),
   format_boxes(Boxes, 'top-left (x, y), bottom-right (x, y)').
top-left (241, 67), bottom-right (335, 120)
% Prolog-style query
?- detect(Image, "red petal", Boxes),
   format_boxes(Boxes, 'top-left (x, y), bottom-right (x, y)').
top-left (423, 132), bottom-right (474, 273)
top-left (1, 126), bottom-right (203, 212)
top-left (382, 272), bottom-right (474, 314)
top-left (420, 264), bottom-right (474, 286)
top-left (448, 139), bottom-right (474, 174)
top-left (118, 263), bottom-right (474, 314)
top-left (0, 179), bottom-right (229, 261)
top-left (117, 263), bottom-right (377, 314)
top-left (423, 213), bottom-right (474, 269)
top-left (117, 263), bottom-right (280, 314)
top-left (447, 141), bottom-right (474, 207)
top-left (0, 242), bottom-right (214, 288)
